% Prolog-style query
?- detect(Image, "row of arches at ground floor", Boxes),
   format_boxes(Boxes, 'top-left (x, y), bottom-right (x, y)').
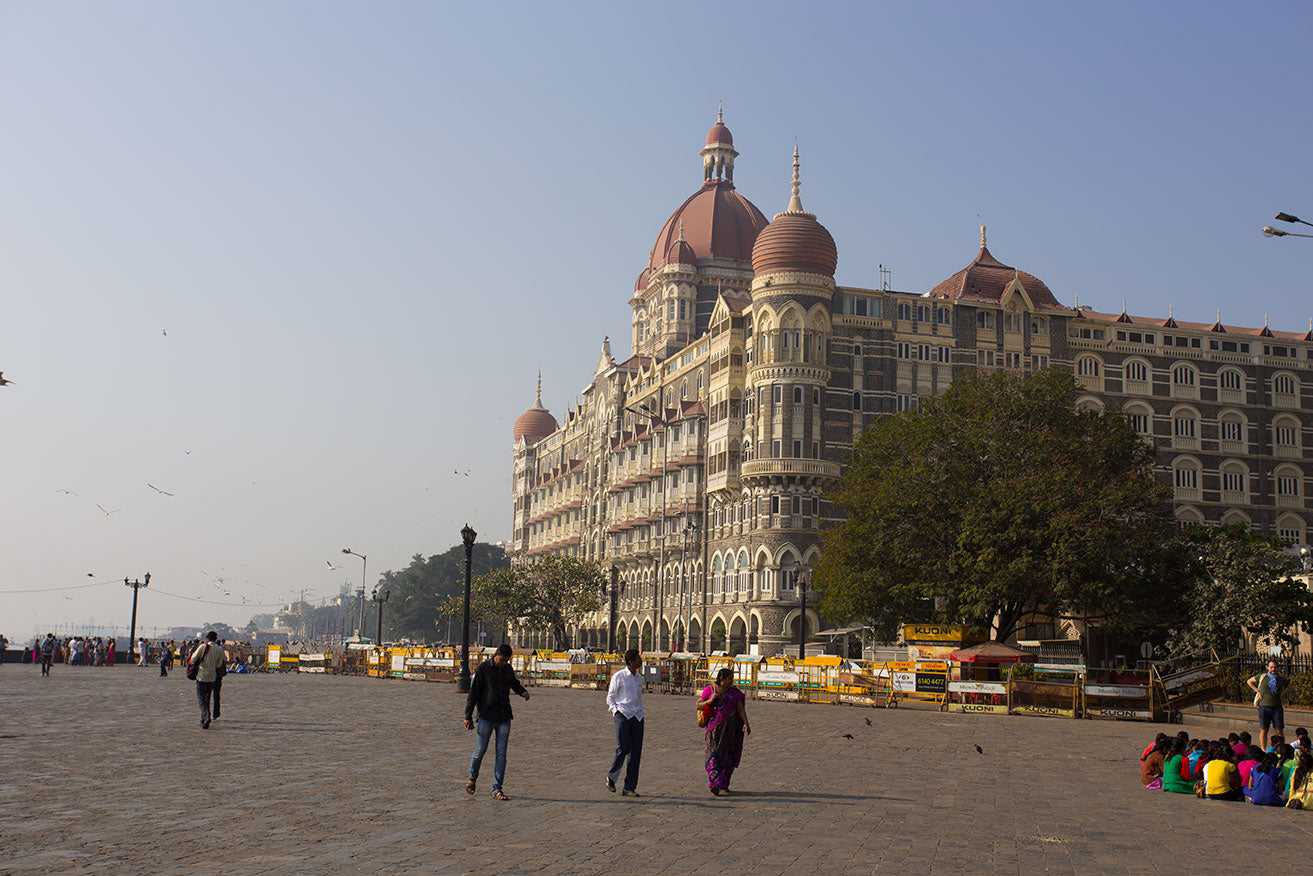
top-left (513, 607), bottom-right (820, 656)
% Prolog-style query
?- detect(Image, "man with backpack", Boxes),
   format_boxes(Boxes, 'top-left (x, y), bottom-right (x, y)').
top-left (1248, 659), bottom-right (1291, 753)
top-left (188, 631), bottom-right (227, 729)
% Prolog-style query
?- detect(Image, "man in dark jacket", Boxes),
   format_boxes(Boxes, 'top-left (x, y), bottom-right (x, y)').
top-left (463, 643), bottom-right (529, 800)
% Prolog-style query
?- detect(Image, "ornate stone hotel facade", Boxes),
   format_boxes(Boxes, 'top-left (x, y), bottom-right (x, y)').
top-left (510, 114), bottom-right (1313, 656)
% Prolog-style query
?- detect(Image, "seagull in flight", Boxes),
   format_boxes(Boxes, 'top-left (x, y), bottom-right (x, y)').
top-left (96, 504), bottom-right (121, 516)
top-left (0, 372), bottom-right (13, 387)
top-left (327, 561), bottom-right (340, 570)
top-left (147, 483), bottom-right (174, 496)
top-left (56, 489), bottom-right (79, 497)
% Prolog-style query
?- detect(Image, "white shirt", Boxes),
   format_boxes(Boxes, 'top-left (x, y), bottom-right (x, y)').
top-left (607, 667), bottom-right (644, 720)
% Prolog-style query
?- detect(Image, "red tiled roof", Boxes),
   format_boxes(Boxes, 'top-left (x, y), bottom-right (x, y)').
top-left (1077, 309), bottom-right (1310, 339)
top-left (928, 245), bottom-right (1062, 310)
top-left (706, 120), bottom-right (733, 147)
top-left (513, 407), bottom-right (557, 445)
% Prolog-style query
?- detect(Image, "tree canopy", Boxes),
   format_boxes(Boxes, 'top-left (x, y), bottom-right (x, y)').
top-left (815, 368), bottom-right (1180, 642)
top-left (1169, 523), bottom-right (1313, 655)
top-left (439, 554), bottom-right (605, 648)
top-left (379, 543), bottom-right (510, 642)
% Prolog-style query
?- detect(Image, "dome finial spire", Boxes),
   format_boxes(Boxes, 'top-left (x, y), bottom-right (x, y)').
top-left (717, 102), bottom-right (723, 125)
top-left (532, 370), bottom-right (545, 410)
top-left (678, 219), bottom-right (685, 242)
top-left (787, 141), bottom-right (804, 213)
top-left (980, 224), bottom-right (987, 249)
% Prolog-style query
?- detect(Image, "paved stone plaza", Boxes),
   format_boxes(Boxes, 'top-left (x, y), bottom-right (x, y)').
top-left (2, 666), bottom-right (1311, 875)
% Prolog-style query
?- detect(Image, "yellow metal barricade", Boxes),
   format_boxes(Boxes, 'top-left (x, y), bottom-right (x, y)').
top-left (1007, 666), bottom-right (1081, 717)
top-left (754, 657), bottom-right (799, 701)
top-left (537, 651), bottom-right (572, 687)
top-left (887, 661), bottom-right (949, 708)
top-left (265, 646), bottom-right (281, 670)
top-left (798, 655), bottom-right (842, 704)
top-left (837, 660), bottom-right (893, 707)
top-left (946, 679), bottom-right (1009, 714)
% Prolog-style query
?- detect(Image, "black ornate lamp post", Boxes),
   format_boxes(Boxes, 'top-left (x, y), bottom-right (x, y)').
top-left (797, 570), bottom-right (811, 660)
top-left (125, 572), bottom-right (150, 663)
top-left (372, 586), bottom-right (391, 646)
top-left (458, 523), bottom-right (477, 692)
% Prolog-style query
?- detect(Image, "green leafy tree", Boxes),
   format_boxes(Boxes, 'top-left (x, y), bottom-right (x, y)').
top-left (379, 544), bottom-right (510, 642)
top-left (1168, 523), bottom-right (1313, 655)
top-left (440, 554), bottom-right (604, 648)
top-left (815, 368), bottom-right (1180, 642)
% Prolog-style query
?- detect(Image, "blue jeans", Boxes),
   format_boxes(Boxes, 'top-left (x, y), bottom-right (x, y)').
top-left (469, 719), bottom-right (511, 792)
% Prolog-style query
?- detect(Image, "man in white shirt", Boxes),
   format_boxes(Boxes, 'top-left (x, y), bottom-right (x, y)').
top-left (605, 648), bottom-right (645, 796)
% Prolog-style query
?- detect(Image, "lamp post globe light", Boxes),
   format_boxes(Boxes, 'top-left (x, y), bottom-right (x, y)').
top-left (458, 523), bottom-right (477, 693)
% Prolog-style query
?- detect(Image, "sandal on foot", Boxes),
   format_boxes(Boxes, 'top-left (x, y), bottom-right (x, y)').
top-left (465, 779), bottom-right (476, 795)
top-left (492, 790), bottom-right (509, 801)
top-left (710, 787), bottom-right (722, 796)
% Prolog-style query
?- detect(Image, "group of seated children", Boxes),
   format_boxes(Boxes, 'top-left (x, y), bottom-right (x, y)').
top-left (1139, 728), bottom-right (1313, 808)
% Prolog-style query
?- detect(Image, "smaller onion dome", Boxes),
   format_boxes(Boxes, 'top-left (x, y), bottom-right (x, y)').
top-left (706, 105), bottom-right (733, 146)
top-left (634, 266), bottom-right (651, 293)
top-left (751, 144), bottom-right (837, 278)
top-left (665, 220), bottom-right (697, 266)
top-left (513, 372), bottom-right (558, 446)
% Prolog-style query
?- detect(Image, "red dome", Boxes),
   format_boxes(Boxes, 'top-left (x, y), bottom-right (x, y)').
top-left (513, 406), bottom-right (557, 445)
top-left (929, 239), bottom-right (1061, 309)
top-left (648, 183), bottom-right (768, 272)
top-left (666, 236), bottom-right (697, 267)
top-left (635, 267), bottom-right (651, 293)
top-left (706, 120), bottom-right (733, 147)
top-left (752, 211), bottom-right (837, 278)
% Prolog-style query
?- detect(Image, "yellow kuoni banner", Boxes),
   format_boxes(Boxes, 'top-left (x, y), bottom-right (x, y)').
top-left (901, 625), bottom-right (987, 646)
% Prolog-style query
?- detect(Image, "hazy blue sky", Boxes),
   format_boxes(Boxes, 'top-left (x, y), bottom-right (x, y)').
top-left (3, 2), bottom-right (1311, 638)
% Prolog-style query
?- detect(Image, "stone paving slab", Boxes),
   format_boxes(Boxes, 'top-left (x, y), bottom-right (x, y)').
top-left (1, 665), bottom-right (1311, 874)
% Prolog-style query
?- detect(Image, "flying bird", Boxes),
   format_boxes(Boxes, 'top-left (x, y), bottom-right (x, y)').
top-left (0, 372), bottom-right (13, 386)
top-left (147, 483), bottom-right (174, 496)
top-left (96, 504), bottom-right (121, 516)
top-left (56, 489), bottom-right (78, 496)
top-left (86, 573), bottom-right (94, 577)
top-left (327, 561), bottom-right (340, 570)
top-left (162, 329), bottom-right (167, 337)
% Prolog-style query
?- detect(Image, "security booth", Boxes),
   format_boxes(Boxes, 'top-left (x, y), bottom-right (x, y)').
top-left (947, 642), bottom-right (1036, 714)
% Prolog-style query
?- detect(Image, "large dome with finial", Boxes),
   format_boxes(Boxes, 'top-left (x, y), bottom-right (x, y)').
top-left (513, 373), bottom-right (558, 446)
top-left (751, 145), bottom-right (837, 278)
top-left (644, 109), bottom-right (769, 277)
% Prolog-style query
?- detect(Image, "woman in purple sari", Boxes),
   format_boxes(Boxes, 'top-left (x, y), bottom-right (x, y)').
top-left (697, 668), bottom-right (751, 796)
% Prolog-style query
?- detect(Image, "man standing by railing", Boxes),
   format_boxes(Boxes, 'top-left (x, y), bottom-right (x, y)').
top-left (1248, 659), bottom-right (1291, 752)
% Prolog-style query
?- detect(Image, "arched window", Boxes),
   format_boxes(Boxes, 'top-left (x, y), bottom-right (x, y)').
top-left (1123, 403), bottom-right (1152, 436)
top-left (738, 551), bottom-right (751, 592)
top-left (1274, 415), bottom-right (1300, 456)
top-left (1077, 356), bottom-right (1101, 378)
top-left (1124, 359), bottom-right (1150, 384)
top-left (1275, 465), bottom-right (1302, 499)
top-left (1219, 410), bottom-right (1247, 447)
top-left (712, 556), bottom-right (724, 595)
top-left (1171, 405), bottom-right (1200, 449)
top-left (896, 302), bottom-right (910, 321)
top-left (1220, 461), bottom-right (1248, 499)
top-left (1273, 372), bottom-right (1299, 399)
top-left (779, 553), bottom-right (797, 592)
top-left (1218, 368), bottom-right (1244, 393)
top-left (852, 391), bottom-right (861, 411)
top-left (681, 380), bottom-right (688, 400)
top-left (1173, 458), bottom-right (1201, 495)
top-left (917, 305), bottom-right (930, 323)
top-left (938, 307), bottom-right (951, 325)
top-left (1172, 363), bottom-right (1199, 398)
top-left (1276, 514), bottom-right (1306, 546)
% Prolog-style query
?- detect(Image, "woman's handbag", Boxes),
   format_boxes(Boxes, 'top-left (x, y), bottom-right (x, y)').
top-left (697, 701), bottom-right (711, 728)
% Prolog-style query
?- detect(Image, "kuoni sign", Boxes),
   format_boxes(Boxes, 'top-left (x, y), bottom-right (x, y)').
top-left (902, 625), bottom-right (986, 645)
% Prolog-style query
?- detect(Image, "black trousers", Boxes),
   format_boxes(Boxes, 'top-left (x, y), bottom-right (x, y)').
top-left (213, 678), bottom-right (222, 718)
top-left (607, 713), bottom-right (644, 791)
top-left (41, 656), bottom-right (53, 675)
top-left (196, 681), bottom-right (217, 724)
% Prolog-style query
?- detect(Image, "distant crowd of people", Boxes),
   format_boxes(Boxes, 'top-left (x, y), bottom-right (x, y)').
top-left (14, 633), bottom-right (227, 677)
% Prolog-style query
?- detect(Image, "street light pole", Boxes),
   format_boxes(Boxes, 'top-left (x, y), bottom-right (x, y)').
top-left (797, 570), bottom-right (810, 660)
top-left (458, 523), bottom-right (477, 692)
top-left (1263, 211), bottom-right (1313, 239)
top-left (342, 548), bottom-right (367, 635)
top-left (124, 572), bottom-right (150, 663)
